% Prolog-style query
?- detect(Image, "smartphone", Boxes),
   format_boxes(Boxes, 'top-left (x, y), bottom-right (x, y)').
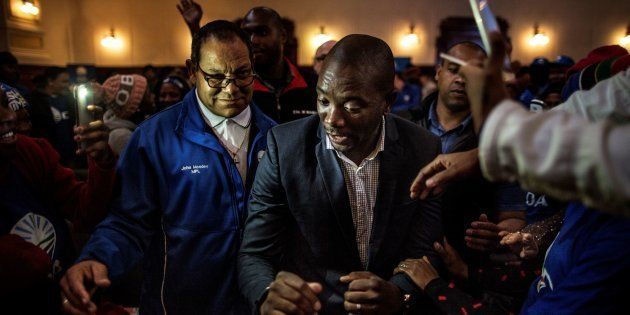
top-left (73, 83), bottom-right (104, 149)
top-left (469, 0), bottom-right (511, 69)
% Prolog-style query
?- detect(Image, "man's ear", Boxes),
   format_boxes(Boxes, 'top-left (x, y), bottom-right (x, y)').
top-left (384, 90), bottom-right (397, 114)
top-left (185, 59), bottom-right (197, 84)
top-left (435, 64), bottom-right (442, 82)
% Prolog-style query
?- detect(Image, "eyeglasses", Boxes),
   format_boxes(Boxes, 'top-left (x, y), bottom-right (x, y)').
top-left (196, 65), bottom-right (256, 88)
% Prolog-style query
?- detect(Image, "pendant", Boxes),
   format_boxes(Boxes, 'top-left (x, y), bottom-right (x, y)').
top-left (233, 155), bottom-right (239, 164)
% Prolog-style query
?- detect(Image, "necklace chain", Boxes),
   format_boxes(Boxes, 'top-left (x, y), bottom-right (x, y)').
top-left (214, 124), bottom-right (249, 164)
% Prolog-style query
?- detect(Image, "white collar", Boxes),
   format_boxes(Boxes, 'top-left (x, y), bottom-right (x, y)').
top-left (196, 89), bottom-right (251, 128)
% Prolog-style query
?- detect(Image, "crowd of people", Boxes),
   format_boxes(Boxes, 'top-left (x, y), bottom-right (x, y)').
top-left (0, 1), bottom-right (629, 314)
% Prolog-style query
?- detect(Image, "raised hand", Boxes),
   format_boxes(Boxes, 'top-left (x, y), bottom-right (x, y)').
top-left (457, 32), bottom-right (510, 134)
top-left (465, 214), bottom-right (503, 252)
top-left (393, 256), bottom-right (440, 290)
top-left (176, 0), bottom-right (202, 34)
top-left (410, 149), bottom-right (480, 200)
top-left (73, 121), bottom-right (112, 163)
top-left (60, 260), bottom-right (111, 315)
top-left (499, 231), bottom-right (539, 265)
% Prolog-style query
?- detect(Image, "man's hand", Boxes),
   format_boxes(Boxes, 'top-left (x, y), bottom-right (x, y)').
top-left (74, 121), bottom-right (112, 163)
top-left (465, 214), bottom-right (503, 252)
top-left (434, 239), bottom-right (468, 280)
top-left (393, 256), bottom-right (439, 290)
top-left (60, 260), bottom-right (111, 315)
top-left (457, 32), bottom-right (510, 134)
top-left (498, 231), bottom-right (539, 265)
top-left (260, 271), bottom-right (322, 315)
top-left (410, 149), bottom-right (480, 200)
top-left (339, 271), bottom-right (402, 314)
top-left (177, 0), bottom-right (202, 34)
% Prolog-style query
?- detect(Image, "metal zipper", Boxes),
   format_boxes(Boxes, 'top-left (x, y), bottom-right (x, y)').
top-left (160, 218), bottom-right (168, 315)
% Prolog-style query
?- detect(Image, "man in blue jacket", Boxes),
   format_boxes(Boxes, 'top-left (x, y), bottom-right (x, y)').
top-left (60, 20), bottom-right (275, 314)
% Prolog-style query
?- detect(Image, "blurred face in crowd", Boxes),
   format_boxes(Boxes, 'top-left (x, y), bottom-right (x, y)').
top-left (241, 9), bottom-right (286, 68)
top-left (48, 72), bottom-right (70, 96)
top-left (436, 44), bottom-right (486, 113)
top-left (317, 60), bottom-right (390, 160)
top-left (192, 37), bottom-right (254, 118)
top-left (0, 92), bottom-right (18, 163)
top-left (313, 40), bottom-right (337, 75)
top-left (544, 92), bottom-right (562, 109)
top-left (0, 63), bottom-right (20, 86)
top-left (394, 73), bottom-right (405, 92)
top-left (159, 82), bottom-right (184, 109)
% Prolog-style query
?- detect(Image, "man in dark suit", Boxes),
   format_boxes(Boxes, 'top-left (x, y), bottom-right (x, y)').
top-left (239, 34), bottom-right (442, 315)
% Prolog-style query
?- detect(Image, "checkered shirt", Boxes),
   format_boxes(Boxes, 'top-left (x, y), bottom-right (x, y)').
top-left (325, 117), bottom-right (386, 269)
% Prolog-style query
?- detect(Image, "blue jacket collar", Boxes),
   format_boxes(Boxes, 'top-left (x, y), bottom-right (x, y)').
top-left (175, 89), bottom-right (275, 152)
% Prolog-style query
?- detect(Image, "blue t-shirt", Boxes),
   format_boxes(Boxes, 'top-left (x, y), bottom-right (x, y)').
top-left (392, 83), bottom-right (421, 113)
top-left (525, 192), bottom-right (567, 223)
top-left (521, 202), bottom-right (630, 314)
top-left (48, 95), bottom-right (76, 163)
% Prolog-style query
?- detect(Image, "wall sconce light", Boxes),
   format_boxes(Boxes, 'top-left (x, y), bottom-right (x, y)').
top-left (101, 28), bottom-right (123, 49)
top-left (20, 0), bottom-right (40, 16)
top-left (312, 26), bottom-right (332, 48)
top-left (528, 23), bottom-right (549, 47)
top-left (401, 24), bottom-right (419, 48)
top-left (620, 25), bottom-right (630, 48)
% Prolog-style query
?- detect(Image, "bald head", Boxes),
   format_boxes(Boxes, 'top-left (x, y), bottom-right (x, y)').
top-left (322, 34), bottom-right (394, 95)
top-left (313, 40), bottom-right (337, 75)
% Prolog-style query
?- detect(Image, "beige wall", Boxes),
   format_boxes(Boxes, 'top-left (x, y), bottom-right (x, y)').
top-left (27, 0), bottom-right (630, 66)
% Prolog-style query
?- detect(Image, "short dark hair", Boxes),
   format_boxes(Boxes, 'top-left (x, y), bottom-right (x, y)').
top-left (244, 7), bottom-right (284, 31)
top-left (191, 20), bottom-right (253, 65)
top-left (43, 66), bottom-right (67, 81)
top-left (441, 41), bottom-right (487, 65)
top-left (324, 34), bottom-right (395, 97)
top-left (0, 51), bottom-right (18, 65)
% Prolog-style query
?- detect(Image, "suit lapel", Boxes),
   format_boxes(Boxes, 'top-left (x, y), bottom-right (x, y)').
top-left (315, 126), bottom-right (362, 267)
top-left (369, 115), bottom-right (404, 266)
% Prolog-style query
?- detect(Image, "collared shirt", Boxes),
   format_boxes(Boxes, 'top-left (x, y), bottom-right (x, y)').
top-left (325, 117), bottom-right (386, 268)
top-left (196, 90), bottom-right (251, 182)
top-left (427, 101), bottom-right (473, 153)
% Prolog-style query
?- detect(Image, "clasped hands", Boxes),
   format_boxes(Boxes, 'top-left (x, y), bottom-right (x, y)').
top-left (260, 271), bottom-right (402, 315)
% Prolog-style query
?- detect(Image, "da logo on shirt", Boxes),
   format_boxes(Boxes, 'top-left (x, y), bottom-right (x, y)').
top-left (10, 212), bottom-right (56, 258)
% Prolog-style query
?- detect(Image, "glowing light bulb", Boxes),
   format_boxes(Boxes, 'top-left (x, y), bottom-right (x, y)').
top-left (620, 27), bottom-right (630, 48)
top-left (529, 24), bottom-right (549, 47)
top-left (401, 24), bottom-right (419, 48)
top-left (101, 29), bottom-right (123, 49)
top-left (20, 1), bottom-right (39, 16)
top-left (312, 26), bottom-right (332, 48)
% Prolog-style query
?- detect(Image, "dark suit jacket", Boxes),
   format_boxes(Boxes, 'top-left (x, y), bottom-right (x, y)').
top-left (238, 114), bottom-right (443, 314)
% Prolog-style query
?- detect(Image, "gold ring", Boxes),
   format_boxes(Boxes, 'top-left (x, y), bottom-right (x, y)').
top-left (399, 263), bottom-right (407, 268)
